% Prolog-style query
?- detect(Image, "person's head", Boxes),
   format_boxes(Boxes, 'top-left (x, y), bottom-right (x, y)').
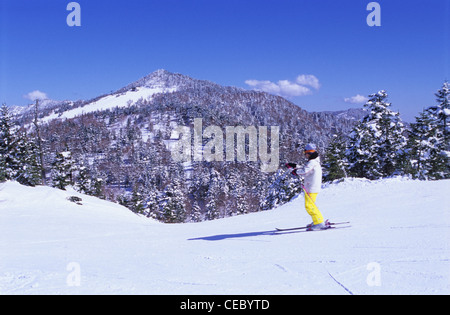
top-left (304, 143), bottom-right (319, 160)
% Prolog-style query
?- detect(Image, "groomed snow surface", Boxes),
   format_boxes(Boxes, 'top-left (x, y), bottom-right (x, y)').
top-left (1, 178), bottom-right (449, 295)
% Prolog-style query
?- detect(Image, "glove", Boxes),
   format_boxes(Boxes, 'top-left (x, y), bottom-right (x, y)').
top-left (285, 163), bottom-right (297, 169)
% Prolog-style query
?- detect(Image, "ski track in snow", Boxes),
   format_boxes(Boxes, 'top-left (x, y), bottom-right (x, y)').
top-left (327, 271), bottom-right (354, 295)
top-left (0, 178), bottom-right (449, 295)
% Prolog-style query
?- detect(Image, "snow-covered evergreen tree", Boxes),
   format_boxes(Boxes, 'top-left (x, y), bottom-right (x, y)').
top-left (347, 91), bottom-right (407, 179)
top-left (144, 186), bottom-right (160, 219)
top-left (205, 171), bottom-right (221, 220)
top-left (189, 200), bottom-right (202, 222)
top-left (323, 134), bottom-right (348, 182)
top-left (0, 104), bottom-right (16, 182)
top-left (75, 164), bottom-right (91, 194)
top-left (261, 169), bottom-right (302, 210)
top-left (33, 99), bottom-right (46, 185)
top-left (205, 197), bottom-right (220, 221)
top-left (224, 168), bottom-right (251, 217)
top-left (130, 185), bottom-right (145, 214)
top-left (13, 132), bottom-right (42, 186)
top-left (407, 109), bottom-right (448, 179)
top-left (91, 177), bottom-right (105, 199)
top-left (431, 81), bottom-right (450, 150)
top-left (234, 180), bottom-right (248, 216)
top-left (51, 151), bottom-right (75, 190)
top-left (0, 104), bottom-right (42, 186)
top-left (407, 82), bottom-right (450, 180)
top-left (159, 177), bottom-right (186, 223)
top-left (347, 119), bottom-right (378, 179)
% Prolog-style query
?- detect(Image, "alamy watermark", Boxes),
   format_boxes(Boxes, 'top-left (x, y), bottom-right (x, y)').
top-left (66, 262), bottom-right (81, 287)
top-left (366, 262), bottom-right (382, 287)
top-left (66, 3), bottom-right (380, 28)
top-left (367, 2), bottom-right (381, 27)
top-left (65, 2), bottom-right (381, 28)
top-left (66, 2), bottom-right (81, 27)
top-left (170, 118), bottom-right (280, 173)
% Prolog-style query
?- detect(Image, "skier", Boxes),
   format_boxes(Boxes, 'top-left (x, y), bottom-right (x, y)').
top-left (286, 144), bottom-right (329, 231)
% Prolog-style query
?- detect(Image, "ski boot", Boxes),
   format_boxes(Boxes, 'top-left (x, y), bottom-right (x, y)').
top-left (306, 219), bottom-right (330, 231)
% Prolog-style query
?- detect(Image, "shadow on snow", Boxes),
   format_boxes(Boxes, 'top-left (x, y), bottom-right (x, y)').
top-left (188, 229), bottom-right (294, 241)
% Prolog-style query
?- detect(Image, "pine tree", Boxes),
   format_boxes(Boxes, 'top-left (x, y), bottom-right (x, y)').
top-left (91, 177), bottom-right (105, 199)
top-left (117, 193), bottom-right (131, 209)
top-left (25, 137), bottom-right (43, 186)
top-left (431, 81), bottom-right (450, 150)
top-left (347, 91), bottom-right (407, 179)
top-left (205, 187), bottom-right (220, 221)
top-left (51, 151), bottom-right (75, 190)
top-left (323, 134), bottom-right (348, 182)
top-left (76, 164), bottom-right (92, 194)
top-left (347, 120), bottom-right (379, 179)
top-left (14, 132), bottom-right (42, 186)
top-left (407, 82), bottom-right (450, 180)
top-left (130, 185), bottom-right (145, 214)
top-left (33, 99), bottom-right (46, 185)
top-left (146, 189), bottom-right (160, 219)
top-left (234, 180), bottom-right (248, 216)
top-left (205, 197), bottom-right (220, 220)
top-left (0, 104), bottom-right (15, 181)
top-left (189, 200), bottom-right (202, 222)
top-left (0, 104), bottom-right (42, 186)
top-left (0, 153), bottom-right (5, 182)
top-left (205, 168), bottom-right (225, 220)
top-left (407, 109), bottom-right (448, 179)
top-left (159, 177), bottom-right (186, 223)
top-left (224, 168), bottom-right (250, 217)
top-left (261, 169), bottom-right (302, 210)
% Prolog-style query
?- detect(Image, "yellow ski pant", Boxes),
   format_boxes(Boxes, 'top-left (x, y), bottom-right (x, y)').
top-left (304, 192), bottom-right (324, 225)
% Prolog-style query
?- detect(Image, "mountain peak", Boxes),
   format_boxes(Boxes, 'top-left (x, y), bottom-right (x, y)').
top-left (152, 68), bottom-right (172, 77)
top-left (119, 69), bottom-right (189, 92)
top-left (118, 69), bottom-right (220, 94)
top-left (142, 69), bottom-right (177, 83)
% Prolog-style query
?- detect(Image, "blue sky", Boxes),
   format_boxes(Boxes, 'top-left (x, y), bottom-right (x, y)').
top-left (0, 0), bottom-right (449, 121)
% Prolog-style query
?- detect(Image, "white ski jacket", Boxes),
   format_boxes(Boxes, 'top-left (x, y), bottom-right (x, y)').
top-left (298, 157), bottom-right (322, 193)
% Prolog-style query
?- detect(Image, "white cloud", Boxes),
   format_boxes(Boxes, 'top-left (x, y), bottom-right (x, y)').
top-left (277, 80), bottom-right (312, 96)
top-left (344, 94), bottom-right (369, 104)
top-left (245, 74), bottom-right (320, 98)
top-left (245, 80), bottom-right (282, 95)
top-left (296, 74), bottom-right (321, 90)
top-left (23, 90), bottom-right (48, 101)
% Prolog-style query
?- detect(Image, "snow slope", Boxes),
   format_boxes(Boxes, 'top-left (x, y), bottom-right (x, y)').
top-left (42, 86), bottom-right (177, 122)
top-left (1, 178), bottom-right (449, 295)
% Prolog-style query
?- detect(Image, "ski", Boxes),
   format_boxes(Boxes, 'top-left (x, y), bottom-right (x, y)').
top-left (275, 225), bottom-right (351, 234)
top-left (307, 225), bottom-right (351, 232)
top-left (276, 221), bottom-right (350, 232)
top-left (276, 226), bottom-right (308, 232)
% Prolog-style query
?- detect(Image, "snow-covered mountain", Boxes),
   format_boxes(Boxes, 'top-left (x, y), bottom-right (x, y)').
top-left (15, 70), bottom-right (220, 123)
top-left (17, 70), bottom-right (359, 138)
top-left (40, 70), bottom-right (186, 122)
top-left (1, 178), bottom-right (449, 294)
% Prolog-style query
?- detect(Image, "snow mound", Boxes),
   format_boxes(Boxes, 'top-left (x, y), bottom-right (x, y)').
top-left (0, 181), bottom-right (154, 222)
top-left (1, 179), bottom-right (449, 295)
